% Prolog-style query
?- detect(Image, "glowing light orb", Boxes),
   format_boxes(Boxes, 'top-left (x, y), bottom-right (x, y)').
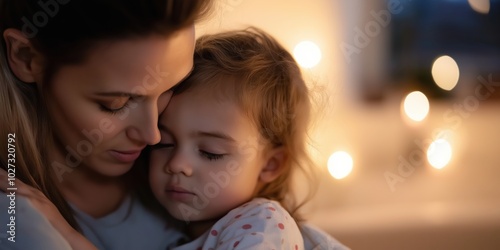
top-left (327, 151), bottom-right (353, 179)
top-left (427, 139), bottom-right (453, 169)
top-left (293, 41), bottom-right (322, 68)
top-left (403, 91), bottom-right (430, 122)
top-left (432, 55), bottom-right (460, 91)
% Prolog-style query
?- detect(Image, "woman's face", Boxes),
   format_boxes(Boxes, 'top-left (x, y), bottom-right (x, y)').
top-left (44, 26), bottom-right (195, 179)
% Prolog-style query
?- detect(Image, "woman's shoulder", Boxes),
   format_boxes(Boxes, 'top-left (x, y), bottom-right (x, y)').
top-left (0, 193), bottom-right (71, 249)
top-left (298, 222), bottom-right (351, 250)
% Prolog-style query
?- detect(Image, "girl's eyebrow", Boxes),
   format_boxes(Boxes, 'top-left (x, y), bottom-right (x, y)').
top-left (158, 123), bottom-right (236, 143)
top-left (192, 131), bottom-right (236, 143)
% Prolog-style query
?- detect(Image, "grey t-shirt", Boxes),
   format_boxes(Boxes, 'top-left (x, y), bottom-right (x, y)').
top-left (0, 194), bottom-right (71, 250)
top-left (0, 193), bottom-right (183, 250)
top-left (72, 195), bottom-right (183, 250)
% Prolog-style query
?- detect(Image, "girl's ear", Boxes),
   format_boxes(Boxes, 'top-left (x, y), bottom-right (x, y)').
top-left (259, 147), bottom-right (287, 183)
top-left (3, 28), bottom-right (43, 83)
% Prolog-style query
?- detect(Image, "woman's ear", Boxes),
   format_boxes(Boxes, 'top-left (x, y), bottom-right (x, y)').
top-left (259, 147), bottom-right (287, 183)
top-left (3, 28), bottom-right (43, 83)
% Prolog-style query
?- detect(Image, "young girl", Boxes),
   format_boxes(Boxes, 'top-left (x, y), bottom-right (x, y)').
top-left (148, 27), bottom-right (349, 250)
top-left (147, 27), bottom-right (312, 249)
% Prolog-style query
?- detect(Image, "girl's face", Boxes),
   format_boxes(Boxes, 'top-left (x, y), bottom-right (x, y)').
top-left (149, 88), bottom-right (269, 222)
top-left (45, 26), bottom-right (195, 178)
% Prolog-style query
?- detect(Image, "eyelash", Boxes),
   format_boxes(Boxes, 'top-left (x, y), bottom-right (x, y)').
top-left (200, 151), bottom-right (225, 161)
top-left (151, 144), bottom-right (225, 161)
top-left (99, 102), bottom-right (130, 115)
top-left (150, 143), bottom-right (174, 150)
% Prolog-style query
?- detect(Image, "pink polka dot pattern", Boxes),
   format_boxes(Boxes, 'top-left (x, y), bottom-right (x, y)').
top-left (186, 199), bottom-right (304, 250)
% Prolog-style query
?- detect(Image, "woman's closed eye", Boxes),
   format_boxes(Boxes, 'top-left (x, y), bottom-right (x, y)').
top-left (99, 97), bottom-right (132, 115)
top-left (99, 103), bottom-right (130, 115)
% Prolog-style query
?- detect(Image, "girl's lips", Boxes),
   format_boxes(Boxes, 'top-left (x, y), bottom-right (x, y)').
top-left (166, 186), bottom-right (191, 193)
top-left (108, 150), bottom-right (141, 163)
top-left (165, 186), bottom-right (195, 201)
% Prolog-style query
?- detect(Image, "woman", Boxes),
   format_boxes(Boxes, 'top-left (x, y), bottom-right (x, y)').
top-left (0, 0), bottom-right (211, 249)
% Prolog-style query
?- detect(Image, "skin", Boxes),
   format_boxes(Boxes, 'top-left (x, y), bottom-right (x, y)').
top-left (2, 28), bottom-right (289, 248)
top-left (4, 25), bottom-right (196, 217)
top-left (46, 32), bottom-right (195, 177)
top-left (149, 87), bottom-right (284, 238)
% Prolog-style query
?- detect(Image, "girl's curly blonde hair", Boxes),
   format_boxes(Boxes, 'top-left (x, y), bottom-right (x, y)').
top-left (174, 27), bottom-right (316, 220)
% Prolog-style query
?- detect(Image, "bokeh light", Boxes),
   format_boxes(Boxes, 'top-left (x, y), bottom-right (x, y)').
top-left (427, 139), bottom-right (453, 169)
top-left (432, 55), bottom-right (460, 91)
top-left (403, 91), bottom-right (430, 122)
top-left (468, 0), bottom-right (490, 14)
top-left (293, 41), bottom-right (322, 68)
top-left (327, 151), bottom-right (353, 179)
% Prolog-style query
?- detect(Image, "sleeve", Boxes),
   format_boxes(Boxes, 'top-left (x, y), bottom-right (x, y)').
top-left (209, 199), bottom-right (304, 249)
top-left (0, 193), bottom-right (72, 250)
top-left (299, 222), bottom-right (351, 250)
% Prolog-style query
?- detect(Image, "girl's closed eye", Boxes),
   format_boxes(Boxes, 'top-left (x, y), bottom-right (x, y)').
top-left (153, 131), bottom-right (176, 150)
top-left (199, 149), bottom-right (226, 161)
top-left (151, 142), bottom-right (175, 150)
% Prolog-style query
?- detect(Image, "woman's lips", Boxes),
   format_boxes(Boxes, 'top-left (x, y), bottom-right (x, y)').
top-left (108, 150), bottom-right (141, 163)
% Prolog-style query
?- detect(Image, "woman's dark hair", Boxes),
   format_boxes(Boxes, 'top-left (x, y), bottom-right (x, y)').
top-left (0, 0), bottom-right (212, 230)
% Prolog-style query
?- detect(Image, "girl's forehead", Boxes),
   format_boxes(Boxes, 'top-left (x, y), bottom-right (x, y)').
top-left (161, 88), bottom-right (263, 142)
top-left (174, 72), bottom-right (244, 102)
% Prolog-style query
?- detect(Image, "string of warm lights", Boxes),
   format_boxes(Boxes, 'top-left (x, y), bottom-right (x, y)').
top-left (291, 0), bottom-right (489, 179)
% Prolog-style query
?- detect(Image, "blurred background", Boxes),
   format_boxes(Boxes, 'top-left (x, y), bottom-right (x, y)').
top-left (196, 0), bottom-right (500, 249)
